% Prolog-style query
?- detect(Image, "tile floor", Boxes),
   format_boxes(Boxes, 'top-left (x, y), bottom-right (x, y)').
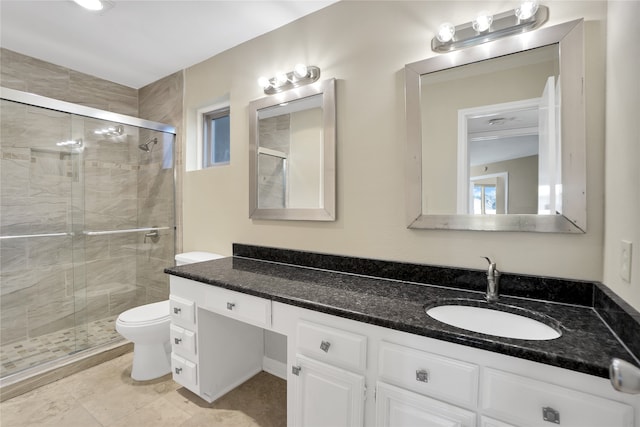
top-left (0, 352), bottom-right (287, 427)
top-left (1, 317), bottom-right (122, 378)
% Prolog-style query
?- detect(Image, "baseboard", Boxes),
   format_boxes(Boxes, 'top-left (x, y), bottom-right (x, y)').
top-left (263, 356), bottom-right (287, 380)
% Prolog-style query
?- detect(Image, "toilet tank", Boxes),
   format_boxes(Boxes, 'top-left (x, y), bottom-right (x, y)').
top-left (175, 251), bottom-right (226, 266)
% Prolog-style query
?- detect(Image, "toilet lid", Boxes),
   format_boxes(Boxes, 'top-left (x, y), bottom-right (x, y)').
top-left (118, 300), bottom-right (170, 324)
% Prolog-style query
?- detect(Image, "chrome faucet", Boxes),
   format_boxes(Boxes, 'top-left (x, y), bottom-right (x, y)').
top-left (483, 257), bottom-right (501, 302)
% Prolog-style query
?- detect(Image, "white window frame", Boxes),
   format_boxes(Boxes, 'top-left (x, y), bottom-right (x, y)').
top-left (196, 100), bottom-right (230, 170)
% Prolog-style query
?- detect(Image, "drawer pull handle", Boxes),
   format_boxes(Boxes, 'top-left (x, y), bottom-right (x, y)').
top-left (175, 367), bottom-right (183, 374)
top-left (416, 369), bottom-right (430, 383)
top-left (173, 307), bottom-right (182, 314)
top-left (174, 338), bottom-right (182, 345)
top-left (292, 365), bottom-right (302, 376)
top-left (542, 407), bottom-right (560, 424)
top-left (227, 302), bottom-right (236, 310)
top-left (320, 340), bottom-right (331, 353)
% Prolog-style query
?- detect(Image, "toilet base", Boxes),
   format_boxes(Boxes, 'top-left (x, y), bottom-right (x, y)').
top-left (130, 341), bottom-right (171, 381)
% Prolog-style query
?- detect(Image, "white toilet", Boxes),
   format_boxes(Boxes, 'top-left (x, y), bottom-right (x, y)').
top-left (116, 251), bottom-right (226, 381)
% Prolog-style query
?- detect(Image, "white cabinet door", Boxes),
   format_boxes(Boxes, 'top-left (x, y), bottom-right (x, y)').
top-left (376, 382), bottom-right (476, 427)
top-left (292, 355), bottom-right (365, 427)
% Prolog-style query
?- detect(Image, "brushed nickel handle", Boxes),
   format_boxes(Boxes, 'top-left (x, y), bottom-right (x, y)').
top-left (320, 340), bottom-right (331, 353)
top-left (542, 407), bottom-right (560, 424)
top-left (174, 338), bottom-right (182, 345)
top-left (173, 307), bottom-right (182, 314)
top-left (227, 302), bottom-right (236, 310)
top-left (174, 367), bottom-right (183, 374)
top-left (416, 369), bottom-right (430, 383)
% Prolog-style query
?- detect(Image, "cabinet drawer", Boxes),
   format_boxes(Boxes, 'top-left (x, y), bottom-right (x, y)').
top-left (203, 286), bottom-right (271, 328)
top-left (376, 381), bottom-right (476, 427)
top-left (171, 353), bottom-right (197, 390)
top-left (481, 368), bottom-right (634, 427)
top-left (170, 324), bottom-right (196, 356)
top-left (297, 320), bottom-right (367, 372)
top-left (378, 341), bottom-right (479, 408)
top-left (169, 295), bottom-right (195, 326)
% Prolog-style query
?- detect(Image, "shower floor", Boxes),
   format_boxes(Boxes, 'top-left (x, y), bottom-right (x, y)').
top-left (0, 316), bottom-right (122, 378)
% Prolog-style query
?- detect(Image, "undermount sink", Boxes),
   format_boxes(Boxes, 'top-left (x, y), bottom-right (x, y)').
top-left (426, 303), bottom-right (562, 341)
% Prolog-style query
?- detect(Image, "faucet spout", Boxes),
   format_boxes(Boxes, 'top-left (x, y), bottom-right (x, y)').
top-left (483, 257), bottom-right (500, 302)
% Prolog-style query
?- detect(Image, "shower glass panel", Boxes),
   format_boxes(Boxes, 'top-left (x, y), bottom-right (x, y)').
top-left (0, 89), bottom-right (175, 380)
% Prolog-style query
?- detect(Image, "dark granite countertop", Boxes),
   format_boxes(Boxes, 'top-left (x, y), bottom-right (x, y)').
top-left (165, 252), bottom-right (639, 379)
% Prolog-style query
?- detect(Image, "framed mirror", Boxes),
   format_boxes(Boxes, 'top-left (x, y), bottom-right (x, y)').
top-left (405, 19), bottom-right (585, 232)
top-left (249, 78), bottom-right (336, 221)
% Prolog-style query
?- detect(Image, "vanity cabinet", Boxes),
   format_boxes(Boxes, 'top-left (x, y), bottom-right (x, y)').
top-left (169, 276), bottom-right (640, 426)
top-left (291, 320), bottom-right (367, 427)
top-left (169, 276), bottom-right (265, 403)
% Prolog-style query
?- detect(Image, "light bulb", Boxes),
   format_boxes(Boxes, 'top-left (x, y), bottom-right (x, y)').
top-left (472, 11), bottom-right (493, 33)
top-left (257, 76), bottom-right (271, 89)
top-left (275, 72), bottom-right (288, 87)
top-left (515, 0), bottom-right (539, 20)
top-left (436, 22), bottom-right (456, 43)
top-left (73, 0), bottom-right (104, 11)
top-left (293, 64), bottom-right (308, 79)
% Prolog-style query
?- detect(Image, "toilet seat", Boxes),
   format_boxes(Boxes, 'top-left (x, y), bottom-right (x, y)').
top-left (117, 300), bottom-right (170, 326)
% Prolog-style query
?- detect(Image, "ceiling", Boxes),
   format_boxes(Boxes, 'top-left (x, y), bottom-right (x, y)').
top-left (0, 0), bottom-right (337, 89)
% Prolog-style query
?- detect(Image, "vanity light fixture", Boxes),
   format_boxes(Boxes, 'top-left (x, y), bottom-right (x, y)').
top-left (257, 64), bottom-right (321, 95)
top-left (431, 1), bottom-right (548, 53)
top-left (72, 0), bottom-right (115, 13)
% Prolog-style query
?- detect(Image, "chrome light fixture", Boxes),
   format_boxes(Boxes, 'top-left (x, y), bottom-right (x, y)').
top-left (257, 64), bottom-right (321, 95)
top-left (73, 0), bottom-right (114, 13)
top-left (431, 1), bottom-right (548, 53)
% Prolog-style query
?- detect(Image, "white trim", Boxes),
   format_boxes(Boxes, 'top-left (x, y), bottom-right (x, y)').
top-left (263, 356), bottom-right (287, 380)
top-left (457, 98), bottom-right (539, 214)
top-left (190, 98), bottom-right (230, 171)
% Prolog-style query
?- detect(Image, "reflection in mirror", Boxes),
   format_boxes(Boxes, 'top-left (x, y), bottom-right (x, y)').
top-left (405, 19), bottom-right (585, 232)
top-left (257, 94), bottom-right (323, 209)
top-left (249, 78), bottom-right (336, 221)
top-left (420, 44), bottom-right (558, 216)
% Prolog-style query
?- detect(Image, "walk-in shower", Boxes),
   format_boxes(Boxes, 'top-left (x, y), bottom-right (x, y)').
top-left (0, 87), bottom-right (176, 384)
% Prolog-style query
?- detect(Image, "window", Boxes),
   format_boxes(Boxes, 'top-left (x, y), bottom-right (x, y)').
top-left (473, 184), bottom-right (497, 215)
top-left (202, 107), bottom-right (230, 168)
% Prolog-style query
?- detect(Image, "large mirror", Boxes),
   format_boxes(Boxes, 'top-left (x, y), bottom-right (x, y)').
top-left (406, 19), bottom-right (585, 232)
top-left (249, 78), bottom-right (336, 221)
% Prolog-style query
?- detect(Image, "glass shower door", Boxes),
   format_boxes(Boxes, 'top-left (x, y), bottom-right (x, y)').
top-left (0, 99), bottom-right (88, 377)
top-left (79, 116), bottom-right (175, 347)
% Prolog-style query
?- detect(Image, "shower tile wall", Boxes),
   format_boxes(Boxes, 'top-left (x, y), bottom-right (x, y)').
top-left (138, 71), bottom-right (184, 255)
top-left (0, 48), bottom-right (138, 116)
